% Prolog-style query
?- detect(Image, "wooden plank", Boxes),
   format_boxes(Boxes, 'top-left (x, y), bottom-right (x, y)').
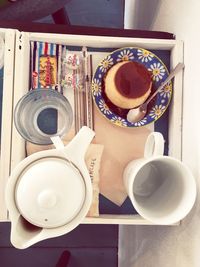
top-left (36, 225), bottom-right (118, 248)
top-left (10, 30), bottom-right (28, 171)
top-left (29, 32), bottom-right (177, 50)
top-left (168, 40), bottom-right (184, 160)
top-left (0, 20), bottom-right (175, 39)
top-left (83, 214), bottom-right (180, 225)
top-left (4, 31), bottom-right (183, 226)
top-left (0, 247), bottom-right (118, 267)
top-left (0, 29), bottom-right (15, 220)
top-left (0, 223), bottom-right (118, 248)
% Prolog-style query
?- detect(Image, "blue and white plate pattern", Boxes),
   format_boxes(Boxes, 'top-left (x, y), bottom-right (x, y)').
top-left (91, 47), bottom-right (172, 127)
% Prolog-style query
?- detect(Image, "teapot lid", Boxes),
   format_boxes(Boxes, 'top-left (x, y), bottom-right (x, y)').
top-left (15, 157), bottom-right (86, 228)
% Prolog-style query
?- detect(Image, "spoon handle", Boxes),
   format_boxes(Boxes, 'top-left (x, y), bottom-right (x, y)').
top-left (146, 62), bottom-right (185, 105)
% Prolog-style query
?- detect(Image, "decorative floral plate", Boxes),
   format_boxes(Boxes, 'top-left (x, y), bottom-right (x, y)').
top-left (91, 47), bottom-right (172, 127)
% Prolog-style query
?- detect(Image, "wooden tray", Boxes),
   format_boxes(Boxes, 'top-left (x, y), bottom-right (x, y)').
top-left (2, 30), bottom-right (183, 225)
top-left (0, 28), bottom-right (15, 220)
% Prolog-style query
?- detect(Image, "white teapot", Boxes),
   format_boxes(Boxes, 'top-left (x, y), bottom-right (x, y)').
top-left (6, 126), bottom-right (95, 249)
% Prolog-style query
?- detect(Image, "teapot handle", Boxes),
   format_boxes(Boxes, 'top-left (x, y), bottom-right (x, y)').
top-left (144, 132), bottom-right (164, 158)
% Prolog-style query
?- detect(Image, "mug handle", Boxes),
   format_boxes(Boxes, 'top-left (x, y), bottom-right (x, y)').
top-left (144, 132), bottom-right (165, 158)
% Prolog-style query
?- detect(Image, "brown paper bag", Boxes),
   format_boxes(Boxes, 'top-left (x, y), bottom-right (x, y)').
top-left (93, 107), bottom-right (151, 206)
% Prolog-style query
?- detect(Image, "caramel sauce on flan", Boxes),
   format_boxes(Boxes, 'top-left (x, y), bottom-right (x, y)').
top-left (114, 61), bottom-right (152, 98)
top-left (104, 61), bottom-right (152, 110)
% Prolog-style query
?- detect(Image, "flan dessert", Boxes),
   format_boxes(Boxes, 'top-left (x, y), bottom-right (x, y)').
top-left (104, 61), bottom-right (152, 109)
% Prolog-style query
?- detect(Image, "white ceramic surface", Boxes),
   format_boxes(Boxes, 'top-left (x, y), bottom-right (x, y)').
top-left (15, 157), bottom-right (86, 228)
top-left (123, 132), bottom-right (196, 225)
top-left (6, 126), bottom-right (95, 249)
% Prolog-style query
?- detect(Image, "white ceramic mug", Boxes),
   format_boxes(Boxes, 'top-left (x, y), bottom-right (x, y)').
top-left (123, 132), bottom-right (197, 224)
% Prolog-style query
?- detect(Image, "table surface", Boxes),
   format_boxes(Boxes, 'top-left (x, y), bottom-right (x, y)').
top-left (120, 1), bottom-right (200, 267)
top-left (0, 22), bottom-right (175, 216)
top-left (0, 20), bottom-right (176, 266)
top-left (0, 20), bottom-right (175, 39)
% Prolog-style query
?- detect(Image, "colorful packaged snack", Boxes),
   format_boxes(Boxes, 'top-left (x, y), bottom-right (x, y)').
top-left (39, 55), bottom-right (57, 87)
top-left (61, 49), bottom-right (82, 90)
top-left (30, 41), bottom-right (62, 91)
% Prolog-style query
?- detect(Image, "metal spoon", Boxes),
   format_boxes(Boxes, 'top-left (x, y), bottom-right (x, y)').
top-left (127, 62), bottom-right (185, 123)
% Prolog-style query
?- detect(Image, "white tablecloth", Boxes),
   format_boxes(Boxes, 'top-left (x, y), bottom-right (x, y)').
top-left (120, 0), bottom-right (200, 266)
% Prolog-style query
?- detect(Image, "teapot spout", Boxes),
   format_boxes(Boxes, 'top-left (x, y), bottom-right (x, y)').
top-left (68, 126), bottom-right (95, 157)
top-left (11, 216), bottom-right (43, 249)
top-left (52, 126), bottom-right (95, 163)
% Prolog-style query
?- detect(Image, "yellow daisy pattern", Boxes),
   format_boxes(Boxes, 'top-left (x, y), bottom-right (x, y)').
top-left (99, 55), bottom-right (114, 73)
top-left (149, 105), bottom-right (166, 119)
top-left (111, 116), bottom-right (128, 127)
top-left (137, 49), bottom-right (154, 63)
top-left (160, 83), bottom-right (172, 98)
top-left (117, 49), bottom-right (134, 62)
top-left (99, 99), bottom-right (112, 115)
top-left (148, 62), bottom-right (166, 82)
top-left (91, 78), bottom-right (101, 97)
top-left (133, 118), bottom-right (147, 126)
